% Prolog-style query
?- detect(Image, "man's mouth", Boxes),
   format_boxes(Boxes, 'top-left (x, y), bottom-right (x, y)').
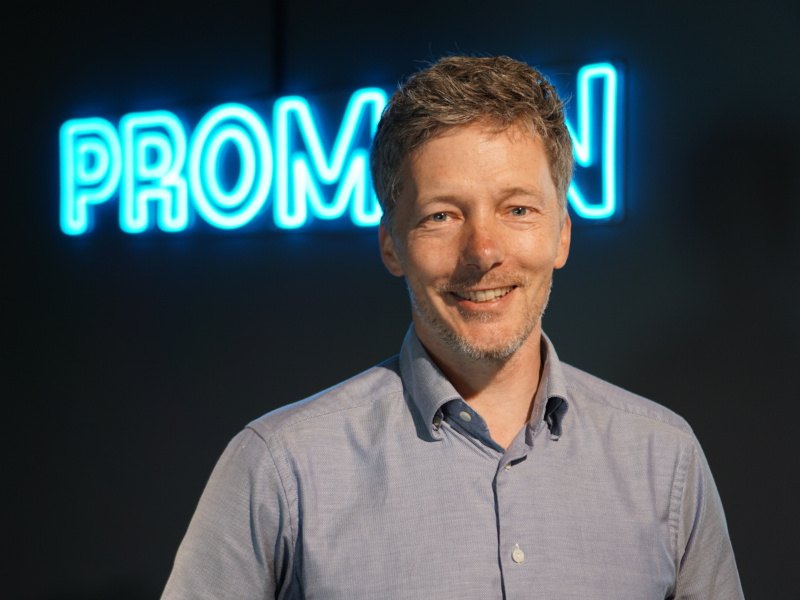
top-left (452, 286), bottom-right (515, 303)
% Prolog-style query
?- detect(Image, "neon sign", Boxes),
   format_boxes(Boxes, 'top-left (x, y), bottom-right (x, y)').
top-left (60, 62), bottom-right (621, 235)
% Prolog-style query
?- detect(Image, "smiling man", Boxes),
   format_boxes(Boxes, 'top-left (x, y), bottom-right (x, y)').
top-left (163, 56), bottom-right (743, 599)
top-left (379, 120), bottom-right (571, 450)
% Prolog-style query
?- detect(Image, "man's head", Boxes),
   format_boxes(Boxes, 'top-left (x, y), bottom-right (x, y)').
top-left (370, 55), bottom-right (573, 228)
top-left (374, 56), bottom-right (573, 366)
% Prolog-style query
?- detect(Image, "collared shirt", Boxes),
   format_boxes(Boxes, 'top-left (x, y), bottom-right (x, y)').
top-left (163, 328), bottom-right (743, 599)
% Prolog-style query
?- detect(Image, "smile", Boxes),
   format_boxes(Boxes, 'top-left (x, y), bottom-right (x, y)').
top-left (452, 286), bottom-right (515, 303)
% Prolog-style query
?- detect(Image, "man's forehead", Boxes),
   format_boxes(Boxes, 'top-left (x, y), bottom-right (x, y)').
top-left (406, 118), bottom-right (540, 162)
top-left (397, 122), bottom-right (554, 204)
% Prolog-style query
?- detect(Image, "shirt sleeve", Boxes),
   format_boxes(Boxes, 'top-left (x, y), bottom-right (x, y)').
top-left (161, 427), bottom-right (296, 599)
top-left (671, 436), bottom-right (744, 599)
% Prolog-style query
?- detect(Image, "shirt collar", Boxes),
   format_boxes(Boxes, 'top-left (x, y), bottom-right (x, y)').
top-left (399, 327), bottom-right (461, 440)
top-left (398, 326), bottom-right (570, 441)
top-left (530, 333), bottom-right (569, 440)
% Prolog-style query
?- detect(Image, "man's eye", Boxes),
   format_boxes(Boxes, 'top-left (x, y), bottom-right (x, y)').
top-left (429, 212), bottom-right (448, 222)
top-left (510, 207), bottom-right (529, 216)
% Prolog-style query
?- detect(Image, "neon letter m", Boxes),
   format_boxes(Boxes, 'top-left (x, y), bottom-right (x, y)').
top-left (273, 88), bottom-right (387, 229)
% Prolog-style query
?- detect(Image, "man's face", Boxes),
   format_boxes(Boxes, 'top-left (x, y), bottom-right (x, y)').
top-left (380, 121), bottom-right (571, 364)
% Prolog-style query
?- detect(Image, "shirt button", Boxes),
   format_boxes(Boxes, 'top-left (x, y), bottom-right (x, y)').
top-left (504, 464), bottom-right (512, 471)
top-left (512, 544), bottom-right (525, 564)
top-left (458, 410), bottom-right (472, 422)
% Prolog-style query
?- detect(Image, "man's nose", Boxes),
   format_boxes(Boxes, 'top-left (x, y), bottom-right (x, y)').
top-left (460, 217), bottom-right (504, 271)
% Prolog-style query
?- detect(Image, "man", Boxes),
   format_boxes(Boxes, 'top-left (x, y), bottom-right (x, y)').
top-left (163, 56), bottom-right (743, 599)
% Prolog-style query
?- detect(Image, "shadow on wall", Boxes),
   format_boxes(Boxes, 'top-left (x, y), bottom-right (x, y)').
top-left (683, 121), bottom-right (800, 350)
top-left (687, 123), bottom-right (799, 279)
top-left (626, 119), bottom-right (800, 414)
top-left (625, 119), bottom-right (800, 599)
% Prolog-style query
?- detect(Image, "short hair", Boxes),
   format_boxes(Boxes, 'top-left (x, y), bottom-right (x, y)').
top-left (370, 55), bottom-right (573, 226)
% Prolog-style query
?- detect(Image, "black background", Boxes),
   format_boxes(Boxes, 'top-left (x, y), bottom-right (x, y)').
top-left (6, 1), bottom-right (799, 598)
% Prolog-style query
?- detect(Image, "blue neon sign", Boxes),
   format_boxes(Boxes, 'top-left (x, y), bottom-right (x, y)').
top-left (60, 62), bottom-right (622, 235)
top-left (566, 63), bottom-right (620, 220)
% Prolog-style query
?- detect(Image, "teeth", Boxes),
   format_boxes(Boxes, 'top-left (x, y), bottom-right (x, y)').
top-left (456, 286), bottom-right (513, 303)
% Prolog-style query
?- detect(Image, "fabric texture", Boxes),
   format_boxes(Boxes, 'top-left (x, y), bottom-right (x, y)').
top-left (162, 328), bottom-right (743, 599)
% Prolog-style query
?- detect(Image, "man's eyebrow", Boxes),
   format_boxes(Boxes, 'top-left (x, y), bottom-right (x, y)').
top-left (495, 186), bottom-right (547, 202)
top-left (411, 187), bottom-right (550, 212)
top-left (417, 187), bottom-right (546, 204)
top-left (413, 193), bottom-right (462, 206)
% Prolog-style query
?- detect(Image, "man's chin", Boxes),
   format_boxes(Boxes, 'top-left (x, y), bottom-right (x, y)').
top-left (410, 292), bottom-right (540, 363)
top-left (443, 327), bottom-right (532, 362)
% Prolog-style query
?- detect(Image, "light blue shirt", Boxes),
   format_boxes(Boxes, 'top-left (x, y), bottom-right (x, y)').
top-left (163, 328), bottom-right (743, 599)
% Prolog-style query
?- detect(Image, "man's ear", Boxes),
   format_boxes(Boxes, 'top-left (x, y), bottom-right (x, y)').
top-left (379, 225), bottom-right (405, 277)
top-left (554, 212), bottom-right (571, 270)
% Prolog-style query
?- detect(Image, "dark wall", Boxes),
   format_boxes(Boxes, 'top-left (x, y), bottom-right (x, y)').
top-left (7, 1), bottom-right (799, 598)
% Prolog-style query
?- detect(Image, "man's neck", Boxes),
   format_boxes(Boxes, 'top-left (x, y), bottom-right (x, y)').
top-left (419, 327), bottom-right (545, 449)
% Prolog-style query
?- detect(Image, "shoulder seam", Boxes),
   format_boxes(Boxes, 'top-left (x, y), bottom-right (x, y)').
top-left (245, 426), bottom-right (298, 553)
top-left (563, 366), bottom-right (692, 436)
top-left (253, 388), bottom-right (405, 437)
